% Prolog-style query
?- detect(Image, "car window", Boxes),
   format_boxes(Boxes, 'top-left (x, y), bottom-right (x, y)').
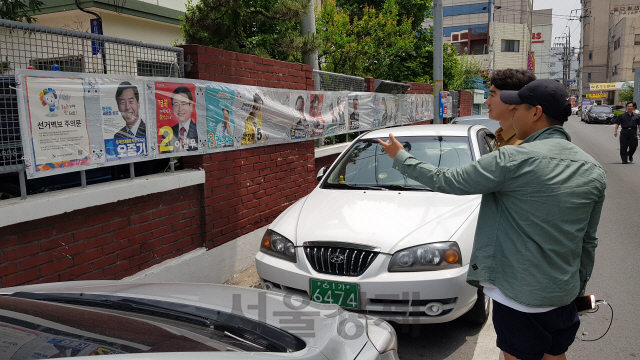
top-left (324, 136), bottom-right (472, 189)
top-left (480, 132), bottom-right (496, 155)
top-left (591, 107), bottom-right (612, 113)
top-left (477, 130), bottom-right (492, 155)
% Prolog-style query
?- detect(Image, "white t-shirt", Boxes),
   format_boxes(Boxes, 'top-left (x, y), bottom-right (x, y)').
top-left (481, 282), bottom-right (556, 313)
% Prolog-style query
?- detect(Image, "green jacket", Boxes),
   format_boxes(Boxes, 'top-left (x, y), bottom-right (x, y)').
top-left (392, 126), bottom-right (606, 308)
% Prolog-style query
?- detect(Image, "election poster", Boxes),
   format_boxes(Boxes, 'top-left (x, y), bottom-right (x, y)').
top-left (259, 88), bottom-right (294, 144)
top-left (99, 80), bottom-right (148, 161)
top-left (322, 94), bottom-right (341, 136)
top-left (155, 82), bottom-right (198, 154)
top-left (308, 93), bottom-right (326, 138)
top-left (205, 84), bottom-right (236, 149)
top-left (237, 87), bottom-right (267, 146)
top-left (24, 76), bottom-right (90, 173)
top-left (349, 93), bottom-right (374, 130)
top-left (290, 93), bottom-right (309, 140)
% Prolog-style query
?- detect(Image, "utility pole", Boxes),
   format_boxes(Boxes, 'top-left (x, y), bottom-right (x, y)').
top-left (577, 7), bottom-right (590, 102)
top-left (301, 0), bottom-right (319, 70)
top-left (555, 34), bottom-right (571, 93)
top-left (433, 0), bottom-right (443, 124)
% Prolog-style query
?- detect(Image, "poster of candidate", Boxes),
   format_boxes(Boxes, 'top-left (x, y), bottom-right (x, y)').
top-left (259, 88), bottom-right (294, 144)
top-left (24, 76), bottom-right (90, 175)
top-left (155, 82), bottom-right (198, 154)
top-left (290, 93), bottom-right (309, 140)
top-left (308, 93), bottom-right (326, 138)
top-left (237, 88), bottom-right (267, 146)
top-left (205, 84), bottom-right (236, 149)
top-left (99, 80), bottom-right (148, 161)
top-left (348, 93), bottom-right (373, 131)
top-left (322, 95), bottom-right (340, 136)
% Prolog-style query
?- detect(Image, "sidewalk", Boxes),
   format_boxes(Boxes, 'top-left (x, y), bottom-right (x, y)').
top-left (223, 264), bottom-right (261, 288)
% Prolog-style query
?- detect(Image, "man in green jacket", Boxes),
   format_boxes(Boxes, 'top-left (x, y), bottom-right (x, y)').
top-left (378, 79), bottom-right (606, 360)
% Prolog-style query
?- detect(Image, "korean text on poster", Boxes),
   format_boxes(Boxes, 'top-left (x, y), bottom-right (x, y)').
top-left (155, 82), bottom-right (199, 154)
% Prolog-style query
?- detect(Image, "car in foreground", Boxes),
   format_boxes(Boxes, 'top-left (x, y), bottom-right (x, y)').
top-left (584, 105), bottom-right (615, 124)
top-left (256, 125), bottom-right (496, 325)
top-left (449, 114), bottom-right (500, 133)
top-left (0, 281), bottom-right (398, 360)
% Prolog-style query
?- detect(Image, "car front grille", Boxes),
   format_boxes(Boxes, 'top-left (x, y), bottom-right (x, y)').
top-left (303, 245), bottom-right (378, 277)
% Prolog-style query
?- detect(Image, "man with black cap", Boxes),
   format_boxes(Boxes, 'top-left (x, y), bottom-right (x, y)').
top-left (613, 102), bottom-right (640, 163)
top-left (378, 79), bottom-right (606, 360)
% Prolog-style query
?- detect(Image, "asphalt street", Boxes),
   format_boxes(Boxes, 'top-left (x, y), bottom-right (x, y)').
top-left (394, 116), bottom-right (640, 359)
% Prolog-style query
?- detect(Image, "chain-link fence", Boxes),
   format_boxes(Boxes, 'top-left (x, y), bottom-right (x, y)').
top-left (313, 70), bottom-right (366, 92)
top-left (0, 19), bottom-right (184, 179)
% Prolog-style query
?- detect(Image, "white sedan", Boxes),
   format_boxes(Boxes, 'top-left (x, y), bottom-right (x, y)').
top-left (0, 281), bottom-right (398, 359)
top-left (256, 125), bottom-right (496, 325)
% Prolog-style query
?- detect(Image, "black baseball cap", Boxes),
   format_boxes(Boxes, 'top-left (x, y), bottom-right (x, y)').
top-left (500, 79), bottom-right (572, 122)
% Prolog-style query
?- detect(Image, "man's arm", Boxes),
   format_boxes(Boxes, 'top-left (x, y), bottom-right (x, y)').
top-left (579, 193), bottom-right (605, 295)
top-left (378, 134), bottom-right (510, 195)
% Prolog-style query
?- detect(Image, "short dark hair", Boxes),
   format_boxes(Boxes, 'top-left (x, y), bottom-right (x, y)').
top-left (311, 94), bottom-right (320, 105)
top-left (627, 102), bottom-right (637, 109)
top-left (115, 81), bottom-right (139, 102)
top-left (253, 93), bottom-right (263, 104)
top-left (171, 86), bottom-right (193, 105)
top-left (524, 103), bottom-right (565, 126)
top-left (296, 95), bottom-right (304, 106)
top-left (490, 69), bottom-right (536, 91)
top-left (222, 108), bottom-right (229, 115)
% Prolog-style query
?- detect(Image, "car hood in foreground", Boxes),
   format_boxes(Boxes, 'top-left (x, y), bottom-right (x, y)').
top-left (0, 281), bottom-right (369, 359)
top-left (273, 189), bottom-right (480, 254)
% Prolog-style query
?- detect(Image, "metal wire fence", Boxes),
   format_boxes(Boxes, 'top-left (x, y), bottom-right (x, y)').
top-left (313, 70), bottom-right (366, 92)
top-left (0, 19), bottom-right (184, 178)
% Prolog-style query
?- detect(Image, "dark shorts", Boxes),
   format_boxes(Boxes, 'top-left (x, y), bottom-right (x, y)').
top-left (492, 300), bottom-right (580, 360)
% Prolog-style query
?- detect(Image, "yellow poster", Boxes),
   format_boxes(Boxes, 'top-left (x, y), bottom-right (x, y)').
top-left (586, 93), bottom-right (606, 99)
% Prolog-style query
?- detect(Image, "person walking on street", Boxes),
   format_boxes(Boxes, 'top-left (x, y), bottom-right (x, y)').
top-left (613, 102), bottom-right (640, 163)
top-left (377, 79), bottom-right (606, 360)
top-left (485, 69), bottom-right (536, 150)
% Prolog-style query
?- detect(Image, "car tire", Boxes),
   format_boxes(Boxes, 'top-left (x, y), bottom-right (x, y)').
top-left (0, 182), bottom-right (21, 200)
top-left (463, 288), bottom-right (491, 324)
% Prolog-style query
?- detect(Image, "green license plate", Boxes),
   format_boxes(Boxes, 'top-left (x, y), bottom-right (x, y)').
top-left (310, 279), bottom-right (359, 309)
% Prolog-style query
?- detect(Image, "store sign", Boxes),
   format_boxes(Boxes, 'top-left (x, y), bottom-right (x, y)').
top-left (586, 93), bottom-right (606, 99)
top-left (531, 32), bottom-right (544, 43)
top-left (589, 83), bottom-right (617, 91)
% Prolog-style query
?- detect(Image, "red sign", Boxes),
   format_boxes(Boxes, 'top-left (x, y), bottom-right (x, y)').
top-left (531, 32), bottom-right (544, 43)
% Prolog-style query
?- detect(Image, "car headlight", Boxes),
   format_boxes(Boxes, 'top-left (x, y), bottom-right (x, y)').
top-left (388, 242), bottom-right (462, 272)
top-left (366, 316), bottom-right (398, 353)
top-left (260, 229), bottom-right (297, 263)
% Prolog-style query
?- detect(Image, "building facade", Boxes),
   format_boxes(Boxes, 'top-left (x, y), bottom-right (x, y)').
top-left (581, 0), bottom-right (640, 104)
top-left (531, 9), bottom-right (553, 79)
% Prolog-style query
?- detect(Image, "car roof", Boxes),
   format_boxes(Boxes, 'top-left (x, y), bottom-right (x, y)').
top-left (362, 124), bottom-right (478, 139)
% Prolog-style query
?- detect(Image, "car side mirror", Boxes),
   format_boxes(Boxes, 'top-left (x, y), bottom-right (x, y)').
top-left (317, 166), bottom-right (328, 182)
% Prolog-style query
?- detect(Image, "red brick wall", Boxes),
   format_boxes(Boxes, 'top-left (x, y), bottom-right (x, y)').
top-left (458, 90), bottom-right (473, 117)
top-left (180, 45), bottom-right (314, 90)
top-left (183, 142), bottom-right (315, 249)
top-left (405, 82), bottom-right (433, 94)
top-left (0, 186), bottom-right (202, 288)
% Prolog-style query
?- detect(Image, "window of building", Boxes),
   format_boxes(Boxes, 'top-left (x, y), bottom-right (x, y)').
top-left (589, 50), bottom-right (592, 61)
top-left (614, 38), bottom-right (620, 50)
top-left (588, 72), bottom-right (592, 82)
top-left (501, 40), bottom-right (520, 52)
top-left (137, 60), bottom-right (174, 77)
top-left (29, 56), bottom-right (84, 72)
top-left (635, 34), bottom-right (640, 45)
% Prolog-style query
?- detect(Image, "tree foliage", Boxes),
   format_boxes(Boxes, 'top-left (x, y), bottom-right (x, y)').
top-left (0, 0), bottom-right (44, 23)
top-left (619, 83), bottom-right (635, 103)
top-left (181, 0), bottom-right (320, 61)
top-left (318, 0), bottom-right (482, 89)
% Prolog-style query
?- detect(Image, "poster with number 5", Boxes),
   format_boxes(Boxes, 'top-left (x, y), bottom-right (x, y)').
top-left (155, 82), bottom-right (198, 154)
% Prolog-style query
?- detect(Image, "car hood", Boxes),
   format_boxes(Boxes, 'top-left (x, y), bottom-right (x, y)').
top-left (273, 188), bottom-right (480, 254)
top-left (0, 281), bottom-right (369, 359)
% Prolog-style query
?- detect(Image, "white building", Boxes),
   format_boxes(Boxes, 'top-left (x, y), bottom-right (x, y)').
top-left (531, 9), bottom-right (552, 79)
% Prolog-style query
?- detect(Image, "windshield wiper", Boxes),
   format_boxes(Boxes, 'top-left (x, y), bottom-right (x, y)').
top-left (379, 184), bottom-right (433, 191)
top-left (324, 183), bottom-right (389, 191)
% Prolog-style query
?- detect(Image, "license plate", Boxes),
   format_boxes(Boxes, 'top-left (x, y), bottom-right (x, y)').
top-left (310, 279), bottom-right (359, 309)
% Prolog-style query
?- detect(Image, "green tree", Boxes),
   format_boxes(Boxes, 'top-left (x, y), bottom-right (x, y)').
top-left (335, 0), bottom-right (432, 31)
top-left (181, 0), bottom-right (320, 61)
top-left (619, 83), bottom-right (635, 103)
top-left (0, 0), bottom-right (44, 23)
top-left (317, 0), bottom-right (416, 79)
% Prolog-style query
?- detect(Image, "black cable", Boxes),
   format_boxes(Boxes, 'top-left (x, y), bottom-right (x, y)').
top-left (577, 300), bottom-right (613, 342)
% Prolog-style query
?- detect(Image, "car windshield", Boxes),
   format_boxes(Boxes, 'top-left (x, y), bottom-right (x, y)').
top-left (0, 293), bottom-right (306, 358)
top-left (592, 107), bottom-right (612, 113)
top-left (323, 136), bottom-right (473, 190)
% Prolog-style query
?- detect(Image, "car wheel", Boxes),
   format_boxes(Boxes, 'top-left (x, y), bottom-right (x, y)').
top-left (0, 183), bottom-right (21, 200)
top-left (463, 288), bottom-right (491, 324)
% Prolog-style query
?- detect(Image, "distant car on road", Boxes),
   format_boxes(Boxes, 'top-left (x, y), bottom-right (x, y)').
top-left (450, 114), bottom-right (499, 133)
top-left (0, 281), bottom-right (399, 360)
top-left (584, 105), bottom-right (615, 124)
top-left (571, 106), bottom-right (579, 115)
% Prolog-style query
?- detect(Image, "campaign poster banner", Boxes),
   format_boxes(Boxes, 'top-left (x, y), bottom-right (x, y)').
top-left (155, 82), bottom-right (199, 154)
top-left (374, 94), bottom-right (394, 127)
top-left (308, 93), bottom-right (326, 138)
top-left (205, 84), bottom-right (236, 149)
top-left (290, 93), bottom-right (309, 140)
top-left (24, 76), bottom-right (90, 173)
top-left (236, 88), bottom-right (267, 146)
top-left (322, 94), bottom-right (342, 136)
top-left (388, 95), bottom-right (401, 126)
top-left (100, 80), bottom-right (148, 161)
top-left (258, 89), bottom-right (294, 144)
top-left (439, 91), bottom-right (450, 118)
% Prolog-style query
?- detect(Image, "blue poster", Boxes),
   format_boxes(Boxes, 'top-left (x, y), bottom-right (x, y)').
top-left (205, 84), bottom-right (236, 149)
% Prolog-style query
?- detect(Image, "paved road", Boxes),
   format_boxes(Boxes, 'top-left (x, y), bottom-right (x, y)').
top-left (395, 116), bottom-right (640, 359)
